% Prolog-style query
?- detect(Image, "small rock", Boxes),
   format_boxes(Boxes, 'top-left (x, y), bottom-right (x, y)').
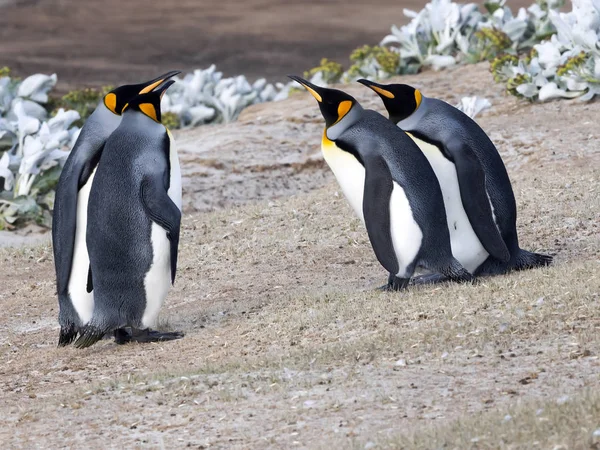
top-left (503, 414), bottom-right (512, 422)
top-left (364, 442), bottom-right (376, 449)
top-left (556, 395), bottom-right (570, 405)
top-left (592, 428), bottom-right (600, 437)
top-left (441, 352), bottom-right (449, 359)
top-left (395, 359), bottom-right (407, 367)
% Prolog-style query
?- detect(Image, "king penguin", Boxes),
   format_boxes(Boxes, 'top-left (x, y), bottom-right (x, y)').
top-left (288, 75), bottom-right (473, 290)
top-left (73, 79), bottom-right (183, 349)
top-left (52, 70), bottom-right (181, 346)
top-left (357, 79), bottom-right (552, 281)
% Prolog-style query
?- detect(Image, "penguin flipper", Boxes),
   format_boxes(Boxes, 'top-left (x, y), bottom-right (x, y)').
top-left (53, 141), bottom-right (104, 293)
top-left (361, 153), bottom-right (400, 277)
top-left (445, 139), bottom-right (510, 262)
top-left (140, 175), bottom-right (181, 284)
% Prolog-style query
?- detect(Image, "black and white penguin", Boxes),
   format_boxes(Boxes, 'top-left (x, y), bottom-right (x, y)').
top-left (358, 79), bottom-right (552, 282)
top-left (52, 71), bottom-right (181, 346)
top-left (72, 79), bottom-right (183, 349)
top-left (288, 75), bottom-right (473, 291)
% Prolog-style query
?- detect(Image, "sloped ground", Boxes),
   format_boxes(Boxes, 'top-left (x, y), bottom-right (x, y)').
top-left (0, 63), bottom-right (599, 449)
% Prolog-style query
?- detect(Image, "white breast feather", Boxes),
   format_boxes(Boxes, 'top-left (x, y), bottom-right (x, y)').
top-left (68, 168), bottom-right (96, 325)
top-left (407, 134), bottom-right (488, 273)
top-left (321, 139), bottom-right (366, 223)
top-left (389, 182), bottom-right (423, 278)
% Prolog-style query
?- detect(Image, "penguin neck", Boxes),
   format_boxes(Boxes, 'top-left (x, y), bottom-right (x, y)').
top-left (394, 96), bottom-right (429, 130)
top-left (90, 101), bottom-right (122, 130)
top-left (325, 103), bottom-right (363, 141)
top-left (122, 110), bottom-right (165, 133)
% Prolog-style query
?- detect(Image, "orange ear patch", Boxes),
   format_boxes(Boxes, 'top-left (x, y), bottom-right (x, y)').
top-left (104, 93), bottom-right (118, 114)
top-left (139, 103), bottom-right (158, 122)
top-left (414, 89), bottom-right (423, 108)
top-left (337, 100), bottom-right (353, 121)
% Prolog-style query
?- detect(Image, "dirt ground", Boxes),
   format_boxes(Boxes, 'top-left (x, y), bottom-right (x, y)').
top-left (1, 63), bottom-right (599, 449)
top-left (0, 0), bottom-right (530, 92)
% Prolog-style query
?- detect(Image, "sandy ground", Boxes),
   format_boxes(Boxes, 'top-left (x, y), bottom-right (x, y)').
top-left (0, 0), bottom-right (531, 92)
top-left (0, 63), bottom-right (599, 448)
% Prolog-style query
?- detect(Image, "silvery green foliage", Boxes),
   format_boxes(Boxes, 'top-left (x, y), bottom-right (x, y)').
top-left (306, 0), bottom-right (562, 86)
top-left (0, 73), bottom-right (80, 228)
top-left (161, 65), bottom-right (292, 127)
top-left (455, 96), bottom-right (492, 118)
top-left (499, 0), bottom-right (600, 101)
top-left (379, 0), bottom-right (561, 70)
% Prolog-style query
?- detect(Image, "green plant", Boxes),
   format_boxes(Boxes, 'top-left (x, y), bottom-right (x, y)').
top-left (161, 111), bottom-right (180, 130)
top-left (303, 58), bottom-right (344, 84)
top-left (345, 45), bottom-right (402, 80)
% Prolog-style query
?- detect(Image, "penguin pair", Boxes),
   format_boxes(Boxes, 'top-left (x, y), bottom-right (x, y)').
top-left (52, 71), bottom-right (184, 348)
top-left (288, 75), bottom-right (552, 290)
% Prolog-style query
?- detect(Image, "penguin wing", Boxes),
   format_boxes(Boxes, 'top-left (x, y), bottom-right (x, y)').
top-left (445, 138), bottom-right (510, 262)
top-left (52, 138), bottom-right (104, 294)
top-left (361, 151), bottom-right (400, 276)
top-left (140, 174), bottom-right (181, 284)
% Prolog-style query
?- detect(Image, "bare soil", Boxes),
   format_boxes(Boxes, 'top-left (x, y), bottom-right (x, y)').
top-left (0, 0), bottom-right (530, 92)
top-left (0, 63), bottom-right (599, 449)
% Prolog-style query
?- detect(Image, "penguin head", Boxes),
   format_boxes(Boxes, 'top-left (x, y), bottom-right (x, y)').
top-left (122, 79), bottom-right (175, 124)
top-left (102, 70), bottom-right (180, 116)
top-left (357, 79), bottom-right (423, 123)
top-left (287, 75), bottom-right (358, 129)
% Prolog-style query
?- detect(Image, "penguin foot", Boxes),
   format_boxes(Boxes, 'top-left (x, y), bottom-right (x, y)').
top-left (409, 273), bottom-right (449, 286)
top-left (58, 325), bottom-right (77, 347)
top-left (377, 275), bottom-right (410, 292)
top-left (114, 328), bottom-right (184, 345)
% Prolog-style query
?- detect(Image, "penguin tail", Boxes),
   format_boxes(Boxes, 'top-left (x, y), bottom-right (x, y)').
top-left (514, 249), bottom-right (553, 271)
top-left (58, 325), bottom-right (77, 347)
top-left (74, 324), bottom-right (108, 349)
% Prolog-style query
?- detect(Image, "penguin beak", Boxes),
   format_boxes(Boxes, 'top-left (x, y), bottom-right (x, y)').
top-left (287, 75), bottom-right (323, 103)
top-left (153, 79), bottom-right (176, 99)
top-left (357, 79), bottom-right (395, 99)
top-left (138, 70), bottom-right (181, 95)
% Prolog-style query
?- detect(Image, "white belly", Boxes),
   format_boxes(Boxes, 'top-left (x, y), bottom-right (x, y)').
top-left (389, 182), bottom-right (424, 277)
top-left (68, 168), bottom-right (96, 325)
top-left (321, 138), bottom-right (365, 223)
top-left (408, 134), bottom-right (488, 273)
top-left (142, 131), bottom-right (182, 328)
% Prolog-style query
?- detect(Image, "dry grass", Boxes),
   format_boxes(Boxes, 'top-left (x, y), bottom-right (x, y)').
top-left (383, 389), bottom-right (600, 449)
top-left (0, 157), bottom-right (598, 448)
top-left (1, 62), bottom-right (599, 448)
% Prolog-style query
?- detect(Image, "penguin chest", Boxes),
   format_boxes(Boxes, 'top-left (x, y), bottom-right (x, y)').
top-left (141, 131), bottom-right (182, 328)
top-left (408, 134), bottom-right (488, 273)
top-left (321, 139), bottom-right (366, 223)
top-left (68, 167), bottom-right (96, 325)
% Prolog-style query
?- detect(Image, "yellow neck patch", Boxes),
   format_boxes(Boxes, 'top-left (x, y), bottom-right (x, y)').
top-left (321, 128), bottom-right (335, 149)
top-left (139, 103), bottom-right (159, 122)
top-left (336, 100), bottom-right (353, 124)
top-left (372, 85), bottom-right (395, 99)
top-left (104, 93), bottom-right (118, 114)
top-left (414, 89), bottom-right (423, 108)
